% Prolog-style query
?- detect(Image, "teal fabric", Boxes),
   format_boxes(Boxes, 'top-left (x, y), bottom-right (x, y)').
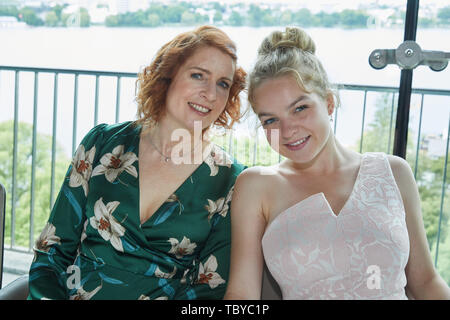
top-left (28, 121), bottom-right (245, 300)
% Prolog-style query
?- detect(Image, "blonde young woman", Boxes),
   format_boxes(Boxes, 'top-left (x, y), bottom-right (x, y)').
top-left (224, 27), bottom-right (450, 300)
top-left (28, 26), bottom-right (246, 300)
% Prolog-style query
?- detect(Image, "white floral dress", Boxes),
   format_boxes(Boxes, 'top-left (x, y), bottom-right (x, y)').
top-left (28, 121), bottom-right (244, 300)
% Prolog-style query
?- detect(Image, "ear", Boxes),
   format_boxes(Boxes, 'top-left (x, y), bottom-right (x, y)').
top-left (326, 91), bottom-right (335, 116)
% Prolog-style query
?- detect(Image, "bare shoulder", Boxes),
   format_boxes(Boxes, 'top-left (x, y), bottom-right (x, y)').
top-left (385, 154), bottom-right (420, 209)
top-left (235, 165), bottom-right (279, 190)
top-left (385, 154), bottom-right (414, 183)
top-left (233, 165), bottom-right (280, 220)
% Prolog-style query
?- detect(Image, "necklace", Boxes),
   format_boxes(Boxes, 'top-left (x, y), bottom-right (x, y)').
top-left (148, 135), bottom-right (171, 163)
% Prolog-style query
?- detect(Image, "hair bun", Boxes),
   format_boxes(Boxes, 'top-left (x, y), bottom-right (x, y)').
top-left (258, 27), bottom-right (316, 56)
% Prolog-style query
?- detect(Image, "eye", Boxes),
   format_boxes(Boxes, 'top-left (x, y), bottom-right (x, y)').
top-left (217, 81), bottom-right (230, 90)
top-left (191, 73), bottom-right (203, 80)
top-left (262, 118), bottom-right (277, 126)
top-left (294, 105), bottom-right (308, 113)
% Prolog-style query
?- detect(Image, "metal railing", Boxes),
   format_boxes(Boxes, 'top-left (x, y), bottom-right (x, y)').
top-left (1, 66), bottom-right (449, 275)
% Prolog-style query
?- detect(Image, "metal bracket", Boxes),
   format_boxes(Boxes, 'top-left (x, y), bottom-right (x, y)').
top-left (369, 40), bottom-right (450, 72)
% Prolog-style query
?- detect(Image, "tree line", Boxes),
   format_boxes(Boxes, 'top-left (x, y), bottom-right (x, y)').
top-left (1, 2), bottom-right (450, 28)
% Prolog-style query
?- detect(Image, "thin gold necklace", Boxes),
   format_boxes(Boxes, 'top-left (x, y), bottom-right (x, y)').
top-left (148, 135), bottom-right (171, 163)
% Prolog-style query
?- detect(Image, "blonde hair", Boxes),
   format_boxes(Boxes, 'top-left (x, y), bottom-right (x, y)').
top-left (248, 27), bottom-right (338, 107)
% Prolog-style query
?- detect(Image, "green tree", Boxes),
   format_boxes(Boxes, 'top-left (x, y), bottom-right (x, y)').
top-left (0, 121), bottom-right (69, 248)
top-left (228, 11), bottom-right (243, 26)
top-left (437, 6), bottom-right (450, 25)
top-left (181, 11), bottom-right (195, 25)
top-left (145, 13), bottom-right (160, 27)
top-left (19, 7), bottom-right (44, 26)
top-left (213, 11), bottom-right (222, 24)
top-left (280, 11), bottom-right (292, 26)
top-left (45, 11), bottom-right (58, 27)
top-left (293, 8), bottom-right (316, 27)
top-left (248, 4), bottom-right (263, 27)
top-left (105, 14), bottom-right (119, 27)
top-left (316, 11), bottom-right (340, 27)
top-left (79, 7), bottom-right (90, 27)
top-left (339, 9), bottom-right (369, 28)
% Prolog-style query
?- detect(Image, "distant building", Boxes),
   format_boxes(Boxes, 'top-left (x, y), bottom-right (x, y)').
top-left (422, 133), bottom-right (449, 159)
top-left (0, 16), bottom-right (27, 28)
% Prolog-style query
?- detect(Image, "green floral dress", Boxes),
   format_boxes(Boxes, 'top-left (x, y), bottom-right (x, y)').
top-left (28, 121), bottom-right (245, 300)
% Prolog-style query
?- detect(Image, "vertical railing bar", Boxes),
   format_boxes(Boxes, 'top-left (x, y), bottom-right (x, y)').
top-left (333, 101), bottom-right (338, 135)
top-left (72, 73), bottom-right (79, 156)
top-left (115, 76), bottom-right (121, 123)
top-left (414, 94), bottom-right (424, 179)
top-left (94, 75), bottom-right (99, 126)
top-left (333, 89), bottom-right (339, 135)
top-left (50, 73), bottom-right (59, 209)
top-left (228, 129), bottom-right (234, 156)
top-left (11, 71), bottom-right (19, 248)
top-left (29, 72), bottom-right (38, 250)
top-left (387, 92), bottom-right (396, 154)
top-left (434, 112), bottom-right (450, 267)
top-left (252, 130), bottom-right (258, 166)
top-left (359, 90), bottom-right (368, 153)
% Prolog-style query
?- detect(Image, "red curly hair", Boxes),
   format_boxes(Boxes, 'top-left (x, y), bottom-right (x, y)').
top-left (135, 25), bottom-right (247, 130)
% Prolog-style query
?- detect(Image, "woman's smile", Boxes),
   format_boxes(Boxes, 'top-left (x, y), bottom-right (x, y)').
top-left (284, 135), bottom-right (311, 151)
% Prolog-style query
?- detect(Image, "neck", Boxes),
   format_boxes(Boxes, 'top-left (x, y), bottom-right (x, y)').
top-left (142, 120), bottom-right (211, 163)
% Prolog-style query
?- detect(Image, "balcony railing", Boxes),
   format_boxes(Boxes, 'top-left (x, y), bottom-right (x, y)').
top-left (1, 66), bottom-right (450, 283)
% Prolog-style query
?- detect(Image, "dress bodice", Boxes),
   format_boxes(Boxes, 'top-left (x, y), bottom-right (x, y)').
top-left (261, 153), bottom-right (410, 299)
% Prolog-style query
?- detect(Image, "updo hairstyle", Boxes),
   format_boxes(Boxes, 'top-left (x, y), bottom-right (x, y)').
top-left (248, 27), bottom-right (338, 108)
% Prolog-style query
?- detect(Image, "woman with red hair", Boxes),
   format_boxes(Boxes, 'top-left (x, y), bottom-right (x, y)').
top-left (28, 26), bottom-right (246, 300)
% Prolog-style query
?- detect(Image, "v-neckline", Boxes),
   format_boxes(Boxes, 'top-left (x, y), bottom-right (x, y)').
top-left (310, 155), bottom-right (364, 218)
top-left (134, 125), bottom-right (210, 227)
top-left (266, 154), bottom-right (365, 232)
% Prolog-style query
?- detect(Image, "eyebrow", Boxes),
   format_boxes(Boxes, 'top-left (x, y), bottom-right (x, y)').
top-left (257, 95), bottom-right (308, 118)
top-left (189, 66), bottom-right (233, 83)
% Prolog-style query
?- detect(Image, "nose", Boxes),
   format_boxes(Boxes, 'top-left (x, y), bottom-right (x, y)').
top-left (279, 119), bottom-right (298, 141)
top-left (200, 80), bottom-right (217, 102)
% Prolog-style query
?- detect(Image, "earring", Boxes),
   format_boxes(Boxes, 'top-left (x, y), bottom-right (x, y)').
top-left (329, 115), bottom-right (333, 122)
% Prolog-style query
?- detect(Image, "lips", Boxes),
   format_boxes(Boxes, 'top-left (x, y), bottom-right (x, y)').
top-left (188, 102), bottom-right (211, 115)
top-left (284, 135), bottom-right (311, 151)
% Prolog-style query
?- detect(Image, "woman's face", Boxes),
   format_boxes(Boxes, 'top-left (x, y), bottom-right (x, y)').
top-left (252, 75), bottom-right (334, 163)
top-left (163, 45), bottom-right (235, 133)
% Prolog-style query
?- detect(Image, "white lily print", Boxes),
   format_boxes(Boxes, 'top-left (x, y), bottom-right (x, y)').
top-left (155, 265), bottom-right (177, 279)
top-left (70, 283), bottom-right (103, 300)
top-left (196, 255), bottom-right (225, 289)
top-left (204, 145), bottom-right (232, 176)
top-left (92, 145), bottom-right (138, 183)
top-left (205, 186), bottom-right (234, 221)
top-left (90, 198), bottom-right (126, 252)
top-left (168, 236), bottom-right (197, 259)
top-left (138, 295), bottom-right (168, 300)
top-left (34, 222), bottom-right (61, 252)
top-left (69, 145), bottom-right (96, 196)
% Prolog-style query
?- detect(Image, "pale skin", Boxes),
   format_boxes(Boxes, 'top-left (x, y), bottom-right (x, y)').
top-left (138, 45), bottom-right (235, 225)
top-left (224, 75), bottom-right (450, 300)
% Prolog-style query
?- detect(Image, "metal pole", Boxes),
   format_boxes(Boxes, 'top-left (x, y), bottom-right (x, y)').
top-left (393, 0), bottom-right (419, 159)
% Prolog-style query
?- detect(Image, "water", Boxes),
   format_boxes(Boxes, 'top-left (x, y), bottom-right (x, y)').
top-left (0, 26), bottom-right (449, 156)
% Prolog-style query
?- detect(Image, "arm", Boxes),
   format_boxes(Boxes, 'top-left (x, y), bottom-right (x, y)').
top-left (28, 124), bottom-right (106, 300)
top-left (224, 168), bottom-right (268, 300)
top-left (389, 155), bottom-right (450, 299)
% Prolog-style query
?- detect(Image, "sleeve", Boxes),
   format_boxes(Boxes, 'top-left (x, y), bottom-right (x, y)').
top-left (27, 124), bottom-right (107, 300)
top-left (181, 163), bottom-right (246, 300)
top-left (189, 204), bottom-right (232, 300)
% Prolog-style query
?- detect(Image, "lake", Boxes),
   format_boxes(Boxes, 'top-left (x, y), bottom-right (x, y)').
top-left (1, 26), bottom-right (449, 156)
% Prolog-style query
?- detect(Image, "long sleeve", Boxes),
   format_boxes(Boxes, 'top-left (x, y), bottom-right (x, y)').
top-left (28, 124), bottom-right (107, 300)
top-left (188, 203), bottom-right (232, 300)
